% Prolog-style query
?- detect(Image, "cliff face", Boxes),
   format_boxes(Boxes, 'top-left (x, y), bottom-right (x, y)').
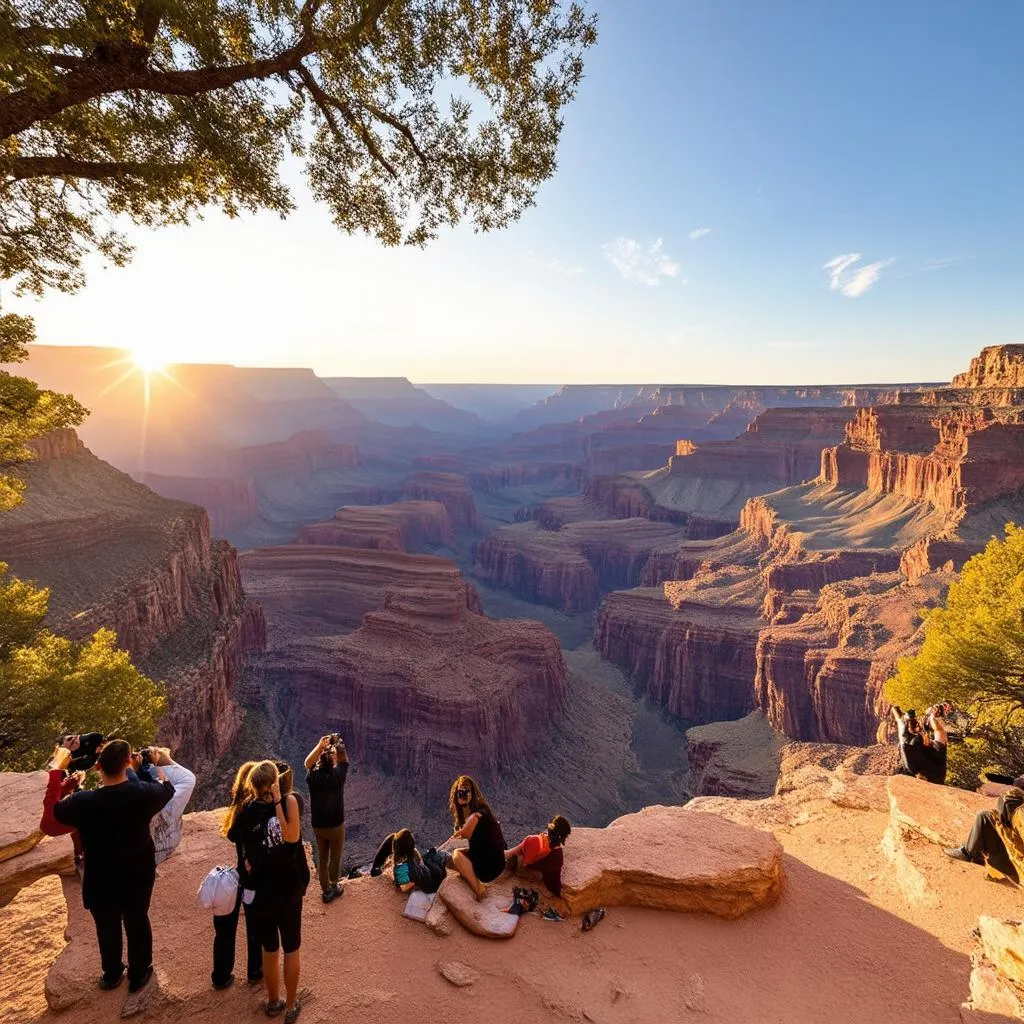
top-left (134, 473), bottom-right (260, 537)
top-left (402, 471), bottom-right (481, 532)
top-left (593, 346), bottom-right (1024, 745)
top-left (295, 501), bottom-right (453, 552)
top-left (475, 519), bottom-right (688, 612)
top-left (240, 545), bottom-right (482, 637)
top-left (3, 431), bottom-right (266, 772)
top-left (264, 572), bottom-right (566, 795)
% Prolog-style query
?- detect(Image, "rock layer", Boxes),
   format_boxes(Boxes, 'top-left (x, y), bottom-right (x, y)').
top-left (402, 471), bottom-right (481, 531)
top-left (295, 501), bottom-right (453, 552)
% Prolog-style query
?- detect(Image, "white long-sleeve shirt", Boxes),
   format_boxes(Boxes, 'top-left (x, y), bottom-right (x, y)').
top-left (151, 761), bottom-right (196, 864)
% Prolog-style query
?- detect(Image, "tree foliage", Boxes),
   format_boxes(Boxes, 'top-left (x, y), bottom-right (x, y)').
top-left (0, 0), bottom-right (597, 297)
top-left (0, 562), bottom-right (166, 771)
top-left (886, 524), bottom-right (1024, 780)
top-left (0, 313), bottom-right (87, 510)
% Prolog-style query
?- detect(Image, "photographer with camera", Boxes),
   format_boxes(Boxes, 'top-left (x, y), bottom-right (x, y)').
top-left (50, 739), bottom-right (174, 994)
top-left (892, 703), bottom-right (949, 785)
top-left (303, 734), bottom-right (348, 904)
top-left (131, 747), bottom-right (196, 865)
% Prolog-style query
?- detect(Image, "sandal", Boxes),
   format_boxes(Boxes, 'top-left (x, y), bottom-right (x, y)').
top-left (581, 907), bottom-right (606, 932)
top-left (263, 999), bottom-right (286, 1017)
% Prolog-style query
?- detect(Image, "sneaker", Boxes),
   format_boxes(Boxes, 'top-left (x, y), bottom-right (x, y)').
top-left (322, 888), bottom-right (338, 904)
top-left (127, 966), bottom-right (153, 994)
top-left (945, 847), bottom-right (973, 863)
top-left (331, 883), bottom-right (344, 899)
top-left (98, 969), bottom-right (125, 991)
top-left (541, 907), bottom-right (564, 922)
top-left (248, 972), bottom-right (265, 986)
top-left (213, 974), bottom-right (235, 991)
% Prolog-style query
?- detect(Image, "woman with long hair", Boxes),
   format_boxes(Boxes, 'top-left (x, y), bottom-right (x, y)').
top-left (369, 827), bottom-right (450, 893)
top-left (238, 761), bottom-right (310, 1022)
top-left (447, 775), bottom-right (506, 900)
top-left (213, 761), bottom-right (263, 989)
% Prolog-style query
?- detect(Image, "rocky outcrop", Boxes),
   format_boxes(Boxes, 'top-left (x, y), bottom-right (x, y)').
top-left (295, 501), bottom-right (453, 552)
top-left (560, 806), bottom-right (783, 918)
top-left (241, 545), bottom-right (481, 637)
top-left (323, 376), bottom-right (484, 433)
top-left (475, 519), bottom-right (688, 612)
top-left (964, 917), bottom-right (1024, 1019)
top-left (402, 471), bottom-right (481, 531)
top-left (3, 431), bottom-right (266, 774)
top-left (134, 472), bottom-right (260, 536)
top-left (265, 573), bottom-right (566, 795)
top-left (951, 344), bottom-right (1024, 389)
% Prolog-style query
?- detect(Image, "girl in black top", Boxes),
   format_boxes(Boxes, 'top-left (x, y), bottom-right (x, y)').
top-left (369, 828), bottom-right (451, 894)
top-left (214, 760), bottom-right (263, 989)
top-left (239, 761), bottom-right (309, 1022)
top-left (447, 775), bottom-right (506, 900)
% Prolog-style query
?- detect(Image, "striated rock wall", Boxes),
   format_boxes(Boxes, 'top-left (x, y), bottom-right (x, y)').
top-left (4, 432), bottom-right (265, 773)
top-left (951, 344), bottom-right (1024, 389)
top-left (295, 501), bottom-right (453, 552)
top-left (402, 471), bottom-right (481, 531)
top-left (267, 575), bottom-right (566, 795)
top-left (134, 472), bottom-right (260, 537)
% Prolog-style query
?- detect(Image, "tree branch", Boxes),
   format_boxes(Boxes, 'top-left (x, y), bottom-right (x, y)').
top-left (6, 156), bottom-right (189, 183)
top-left (360, 101), bottom-right (429, 165)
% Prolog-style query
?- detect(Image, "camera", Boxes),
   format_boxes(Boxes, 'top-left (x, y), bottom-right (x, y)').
top-left (329, 733), bottom-right (340, 746)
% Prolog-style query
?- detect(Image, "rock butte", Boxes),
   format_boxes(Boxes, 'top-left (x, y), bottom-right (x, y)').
top-left (401, 471), bottom-right (482, 531)
top-left (592, 346), bottom-right (1024, 745)
top-left (263, 570), bottom-right (567, 795)
top-left (1, 430), bottom-right (265, 773)
top-left (295, 500), bottom-right (453, 552)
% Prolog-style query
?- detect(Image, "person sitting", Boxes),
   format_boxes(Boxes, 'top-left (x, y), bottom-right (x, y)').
top-left (892, 705), bottom-right (948, 785)
top-left (946, 786), bottom-right (1024, 884)
top-left (212, 761), bottom-right (263, 991)
top-left (50, 740), bottom-right (174, 994)
top-left (505, 815), bottom-right (572, 898)
top-left (369, 829), bottom-right (450, 894)
top-left (238, 761), bottom-right (309, 1023)
top-left (303, 735), bottom-right (348, 904)
top-left (447, 775), bottom-right (506, 900)
top-left (137, 747), bottom-right (196, 865)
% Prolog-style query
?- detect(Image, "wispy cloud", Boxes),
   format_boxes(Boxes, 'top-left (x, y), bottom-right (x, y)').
top-left (688, 227), bottom-right (711, 240)
top-left (601, 237), bottom-right (680, 286)
top-left (823, 253), bottom-right (894, 298)
top-left (892, 254), bottom-right (975, 279)
top-left (545, 258), bottom-right (584, 276)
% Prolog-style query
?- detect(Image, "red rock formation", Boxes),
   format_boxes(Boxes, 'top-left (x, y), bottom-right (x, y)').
top-left (402, 471), bottom-right (481, 531)
top-left (295, 501), bottom-right (453, 552)
top-left (951, 344), bottom-right (1024, 389)
top-left (241, 545), bottom-right (481, 637)
top-left (134, 473), bottom-right (260, 536)
top-left (265, 574), bottom-right (566, 795)
top-left (476, 519), bottom-right (688, 612)
top-left (4, 431), bottom-right (266, 772)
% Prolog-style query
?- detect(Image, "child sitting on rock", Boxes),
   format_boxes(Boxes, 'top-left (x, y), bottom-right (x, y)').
top-left (370, 829), bottom-right (450, 894)
top-left (506, 815), bottom-right (571, 897)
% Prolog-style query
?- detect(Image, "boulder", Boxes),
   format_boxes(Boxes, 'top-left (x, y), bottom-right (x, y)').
top-left (437, 961), bottom-right (479, 987)
top-left (0, 771), bottom-right (48, 864)
top-left (0, 835), bottom-right (75, 907)
top-left (436, 876), bottom-right (519, 939)
top-left (979, 917), bottom-right (1024, 988)
top-left (560, 806), bottom-right (783, 919)
top-left (887, 775), bottom-right (991, 848)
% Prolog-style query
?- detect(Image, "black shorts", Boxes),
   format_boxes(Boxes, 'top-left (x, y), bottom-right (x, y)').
top-left (255, 898), bottom-right (303, 954)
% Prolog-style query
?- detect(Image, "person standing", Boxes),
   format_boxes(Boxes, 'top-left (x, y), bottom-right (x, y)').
top-left (51, 740), bottom-right (174, 994)
top-left (239, 761), bottom-right (309, 1022)
top-left (132, 747), bottom-right (196, 864)
top-left (303, 735), bottom-right (348, 904)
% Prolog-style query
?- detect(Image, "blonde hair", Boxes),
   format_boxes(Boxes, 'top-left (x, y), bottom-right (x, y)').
top-left (246, 760), bottom-right (279, 802)
top-left (221, 760), bottom-right (257, 837)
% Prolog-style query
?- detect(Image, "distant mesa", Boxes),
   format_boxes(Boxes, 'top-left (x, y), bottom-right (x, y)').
top-left (401, 471), bottom-right (482, 532)
top-left (295, 501), bottom-right (453, 552)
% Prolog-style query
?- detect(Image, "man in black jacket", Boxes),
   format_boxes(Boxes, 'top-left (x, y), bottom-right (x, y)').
top-left (52, 739), bottom-right (174, 993)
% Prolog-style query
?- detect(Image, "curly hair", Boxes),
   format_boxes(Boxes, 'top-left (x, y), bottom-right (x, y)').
top-left (448, 775), bottom-right (492, 828)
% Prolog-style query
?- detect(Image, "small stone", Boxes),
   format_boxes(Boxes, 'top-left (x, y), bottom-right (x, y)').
top-left (438, 961), bottom-right (478, 988)
top-left (425, 898), bottom-right (453, 936)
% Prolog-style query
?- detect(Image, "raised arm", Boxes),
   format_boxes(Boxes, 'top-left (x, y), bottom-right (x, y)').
top-left (41, 746), bottom-right (77, 836)
top-left (304, 736), bottom-right (330, 772)
top-left (272, 782), bottom-right (302, 843)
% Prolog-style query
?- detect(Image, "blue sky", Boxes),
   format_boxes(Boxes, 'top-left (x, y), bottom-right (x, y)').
top-left (17, 0), bottom-right (1024, 383)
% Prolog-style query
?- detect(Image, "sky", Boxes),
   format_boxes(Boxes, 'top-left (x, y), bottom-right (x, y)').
top-left (12, 1), bottom-right (1024, 384)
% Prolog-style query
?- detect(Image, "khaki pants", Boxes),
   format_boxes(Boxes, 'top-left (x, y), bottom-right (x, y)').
top-left (314, 824), bottom-right (345, 892)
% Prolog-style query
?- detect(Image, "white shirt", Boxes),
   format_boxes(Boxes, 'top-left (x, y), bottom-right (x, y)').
top-left (151, 761), bottom-right (196, 864)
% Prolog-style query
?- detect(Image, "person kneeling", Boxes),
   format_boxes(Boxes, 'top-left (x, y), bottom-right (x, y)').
top-left (370, 829), bottom-right (450, 893)
top-left (506, 815), bottom-right (571, 898)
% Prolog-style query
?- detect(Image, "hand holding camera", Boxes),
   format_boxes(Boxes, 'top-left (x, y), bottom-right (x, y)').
top-left (49, 745), bottom-right (73, 772)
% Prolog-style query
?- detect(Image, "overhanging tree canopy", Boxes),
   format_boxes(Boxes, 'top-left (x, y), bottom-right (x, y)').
top-left (0, 0), bottom-right (597, 298)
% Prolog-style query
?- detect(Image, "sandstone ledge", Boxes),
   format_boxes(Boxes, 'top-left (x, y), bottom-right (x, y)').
top-left (560, 805), bottom-right (784, 919)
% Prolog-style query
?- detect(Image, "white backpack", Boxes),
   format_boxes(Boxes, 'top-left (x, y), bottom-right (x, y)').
top-left (197, 865), bottom-right (240, 916)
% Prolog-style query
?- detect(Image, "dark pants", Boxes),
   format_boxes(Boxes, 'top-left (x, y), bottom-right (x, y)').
top-left (212, 889), bottom-right (263, 985)
top-left (89, 883), bottom-right (154, 987)
top-left (964, 811), bottom-right (1019, 882)
top-left (313, 824), bottom-right (345, 893)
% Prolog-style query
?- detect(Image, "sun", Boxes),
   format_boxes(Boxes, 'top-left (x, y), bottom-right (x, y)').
top-left (129, 343), bottom-right (169, 374)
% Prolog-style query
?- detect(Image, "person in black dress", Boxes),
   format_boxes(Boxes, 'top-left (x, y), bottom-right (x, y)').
top-left (212, 760), bottom-right (263, 990)
top-left (238, 760), bottom-right (309, 1022)
top-left (51, 739), bottom-right (174, 994)
top-left (447, 775), bottom-right (506, 900)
